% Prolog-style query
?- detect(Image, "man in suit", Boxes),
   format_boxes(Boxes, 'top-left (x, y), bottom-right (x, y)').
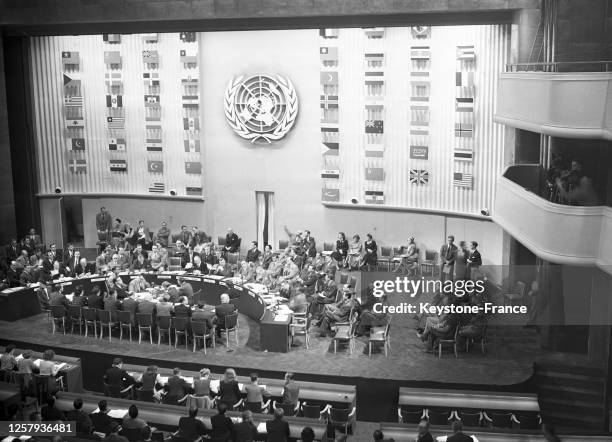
top-left (210, 402), bottom-right (234, 442)
top-left (36, 283), bottom-right (50, 310)
top-left (65, 398), bottom-right (93, 435)
top-left (446, 420), bottom-right (473, 442)
top-left (63, 244), bottom-right (76, 264)
top-left (245, 241), bottom-right (261, 263)
top-left (103, 357), bottom-right (135, 390)
top-left (192, 303), bottom-right (216, 330)
top-left (41, 396), bottom-right (65, 421)
top-left (439, 235), bottom-right (458, 282)
top-left (41, 250), bottom-right (55, 281)
top-left (234, 410), bottom-right (257, 442)
top-left (282, 372), bottom-right (299, 406)
top-left (164, 367), bottom-right (193, 404)
top-left (96, 207), bottom-right (113, 243)
top-left (244, 373), bottom-right (271, 409)
top-left (319, 288), bottom-right (358, 337)
top-left (25, 228), bottom-right (42, 250)
top-left (201, 244), bottom-right (219, 266)
top-left (135, 220), bottom-right (151, 249)
top-left (465, 241), bottom-right (482, 280)
top-left (156, 221), bottom-right (171, 248)
top-left (302, 230), bottom-right (317, 258)
top-left (148, 243), bottom-right (165, 272)
top-left (177, 407), bottom-right (207, 442)
top-left (86, 286), bottom-right (104, 310)
top-left (74, 257), bottom-right (94, 276)
top-left (178, 225), bottom-right (191, 246)
top-left (49, 284), bottom-right (70, 308)
top-left (102, 421), bottom-right (128, 442)
top-left (224, 228), bottom-right (240, 254)
top-left (65, 249), bottom-right (81, 276)
top-left (189, 255), bottom-right (208, 274)
top-left (215, 293), bottom-right (236, 338)
top-left (5, 261), bottom-right (20, 288)
top-left (5, 239), bottom-right (19, 262)
top-left (189, 226), bottom-right (210, 248)
top-left (90, 400), bottom-right (114, 435)
top-left (265, 407), bottom-right (290, 442)
top-left (122, 293), bottom-right (139, 321)
top-left (128, 275), bottom-right (150, 293)
top-left (414, 420), bottom-right (434, 442)
top-left (174, 296), bottom-right (192, 319)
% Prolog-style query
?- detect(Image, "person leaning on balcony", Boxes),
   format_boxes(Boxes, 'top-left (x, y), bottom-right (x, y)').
top-left (555, 159), bottom-right (599, 206)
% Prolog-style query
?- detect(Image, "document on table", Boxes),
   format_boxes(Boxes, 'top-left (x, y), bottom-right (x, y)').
top-left (274, 315), bottom-right (289, 322)
top-left (108, 409), bottom-right (129, 418)
top-left (256, 422), bottom-right (267, 433)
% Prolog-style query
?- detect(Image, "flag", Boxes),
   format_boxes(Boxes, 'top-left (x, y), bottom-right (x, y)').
top-left (321, 188), bottom-right (340, 202)
top-left (64, 96), bottom-right (83, 107)
top-left (453, 172), bottom-right (473, 188)
top-left (106, 95), bottom-right (123, 108)
top-left (65, 119), bottom-right (85, 129)
top-left (142, 50), bottom-right (159, 64)
top-left (69, 159), bottom-right (86, 174)
top-left (61, 51), bottom-right (79, 65)
top-left (321, 126), bottom-right (339, 133)
top-left (321, 169), bottom-right (340, 179)
top-left (363, 27), bottom-right (385, 39)
top-left (71, 138), bottom-right (85, 151)
top-left (103, 34), bottom-right (121, 43)
top-left (410, 145), bottom-right (429, 160)
top-left (456, 71), bottom-right (475, 87)
top-left (457, 45), bottom-right (476, 60)
top-left (107, 117), bottom-right (125, 129)
top-left (142, 33), bottom-right (159, 44)
top-left (410, 169), bottom-right (430, 185)
top-left (364, 71), bottom-right (385, 84)
top-left (319, 29), bottom-right (339, 38)
top-left (148, 160), bottom-right (164, 173)
top-left (320, 94), bottom-right (338, 109)
top-left (410, 46), bottom-right (430, 60)
top-left (143, 72), bottom-right (160, 86)
top-left (320, 71), bottom-right (338, 86)
top-left (454, 147), bottom-right (474, 162)
top-left (109, 159), bottom-right (127, 172)
top-left (104, 51), bottom-right (121, 65)
top-left (365, 144), bottom-right (384, 158)
top-left (185, 162), bottom-right (202, 174)
top-left (365, 53), bottom-right (384, 65)
top-left (410, 126), bottom-right (429, 136)
top-left (364, 190), bottom-right (384, 204)
top-left (320, 47), bottom-right (338, 62)
top-left (411, 26), bottom-right (431, 39)
top-left (365, 120), bottom-right (383, 134)
top-left (146, 144), bottom-right (163, 152)
top-left (182, 95), bottom-right (199, 105)
top-left (454, 123), bottom-right (474, 138)
top-left (180, 48), bottom-right (197, 64)
top-left (149, 182), bottom-right (165, 193)
top-left (186, 186), bottom-right (202, 196)
top-left (456, 97), bottom-right (474, 112)
top-left (145, 95), bottom-right (160, 107)
top-left (365, 167), bottom-right (384, 181)
top-left (180, 32), bottom-right (196, 42)
top-left (105, 72), bottom-right (123, 92)
top-left (411, 71), bottom-right (430, 78)
top-left (183, 117), bottom-right (200, 131)
top-left (184, 139), bottom-right (201, 153)
top-left (321, 142), bottom-right (339, 156)
top-left (63, 75), bottom-right (81, 96)
top-left (108, 138), bottom-right (126, 151)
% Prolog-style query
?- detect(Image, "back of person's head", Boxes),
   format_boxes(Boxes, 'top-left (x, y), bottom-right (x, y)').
top-left (5, 343), bottom-right (15, 353)
top-left (217, 402), bottom-right (228, 414)
top-left (98, 399), bottom-right (108, 412)
top-left (373, 430), bottom-right (384, 441)
top-left (451, 420), bottom-right (463, 433)
top-left (73, 398), bottom-right (83, 410)
top-left (274, 407), bottom-right (284, 419)
top-left (43, 349), bottom-right (55, 360)
top-left (200, 368), bottom-right (210, 378)
top-left (112, 357), bottom-right (122, 366)
top-left (173, 367), bottom-right (181, 375)
top-left (22, 349), bottom-right (32, 359)
top-left (224, 368), bottom-right (236, 382)
top-left (250, 373), bottom-right (258, 382)
top-left (188, 407), bottom-right (198, 418)
top-left (129, 404), bottom-right (138, 419)
top-left (301, 427), bottom-right (315, 442)
top-left (141, 426), bottom-right (152, 441)
top-left (241, 410), bottom-right (252, 423)
top-left (46, 396), bottom-right (55, 407)
top-left (285, 372), bottom-right (294, 381)
top-left (146, 365), bottom-right (158, 374)
top-left (220, 293), bottom-right (230, 304)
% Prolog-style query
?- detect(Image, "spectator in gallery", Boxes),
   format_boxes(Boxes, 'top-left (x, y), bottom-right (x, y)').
top-left (156, 221), bottom-right (171, 247)
top-left (103, 421), bottom-right (129, 442)
top-left (139, 365), bottom-right (162, 396)
top-left (331, 232), bottom-right (349, 267)
top-left (177, 407), bottom-right (207, 442)
top-left (282, 372), bottom-right (300, 406)
top-left (224, 228), bottom-right (241, 254)
top-left (164, 367), bottom-right (194, 405)
top-left (555, 159), bottom-right (599, 206)
top-left (347, 234), bottom-right (363, 270)
top-left (218, 368), bottom-right (242, 410)
top-left (414, 420), bottom-right (433, 442)
top-left (211, 402), bottom-right (235, 442)
top-left (439, 235), bottom-right (458, 282)
top-left (65, 398), bottom-right (93, 435)
top-left (446, 420), bottom-right (473, 442)
top-left (122, 404), bottom-right (148, 431)
top-left (246, 241), bottom-right (261, 263)
top-left (266, 407), bottom-right (290, 442)
top-left (373, 429), bottom-right (395, 442)
top-left (361, 233), bottom-right (378, 270)
top-left (135, 220), bottom-right (151, 249)
top-left (244, 373), bottom-right (272, 411)
top-left (188, 368), bottom-right (213, 409)
top-left (96, 206), bottom-right (113, 243)
top-left (234, 410), bottom-right (257, 442)
top-left (300, 427), bottom-right (315, 442)
top-left (90, 400), bottom-right (114, 435)
top-left (465, 241), bottom-right (482, 279)
top-left (41, 396), bottom-right (64, 422)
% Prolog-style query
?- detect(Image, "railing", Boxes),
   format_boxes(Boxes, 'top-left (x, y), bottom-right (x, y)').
top-left (506, 61), bottom-right (612, 72)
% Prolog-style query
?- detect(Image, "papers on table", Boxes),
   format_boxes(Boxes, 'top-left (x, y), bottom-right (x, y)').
top-left (274, 315), bottom-right (289, 322)
top-left (244, 283), bottom-right (268, 294)
top-left (15, 354), bottom-right (24, 362)
top-left (209, 379), bottom-right (244, 393)
top-left (203, 275), bottom-right (224, 280)
top-left (92, 408), bottom-right (128, 419)
top-left (65, 294), bottom-right (74, 302)
top-left (256, 422), bottom-right (267, 433)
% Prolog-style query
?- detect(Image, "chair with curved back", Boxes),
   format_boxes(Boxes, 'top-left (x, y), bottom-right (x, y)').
top-left (515, 413), bottom-right (541, 430)
top-left (278, 240), bottom-right (289, 252)
top-left (67, 305), bottom-right (82, 335)
top-left (135, 387), bottom-right (155, 403)
top-left (328, 406), bottom-right (356, 434)
top-left (172, 317), bottom-right (189, 349)
top-left (368, 317), bottom-right (391, 357)
top-left (438, 325), bottom-right (459, 358)
top-left (136, 313), bottom-right (153, 345)
top-left (217, 236), bottom-right (227, 247)
top-left (273, 401), bottom-right (299, 417)
top-left (332, 313), bottom-right (358, 354)
top-left (420, 250), bottom-right (438, 277)
top-left (222, 313), bottom-right (239, 349)
top-left (50, 305), bottom-right (67, 335)
top-left (377, 246), bottom-right (393, 271)
top-left (289, 314), bottom-right (310, 350)
top-left (466, 321), bottom-right (487, 354)
top-left (97, 309), bottom-right (116, 342)
top-left (455, 411), bottom-right (482, 427)
top-left (426, 409), bottom-right (453, 426)
top-left (191, 320), bottom-right (215, 354)
top-left (483, 411), bottom-right (518, 428)
top-left (157, 315), bottom-right (172, 346)
top-left (117, 310), bottom-right (133, 342)
top-left (301, 402), bottom-right (330, 420)
top-left (322, 242), bottom-right (334, 256)
top-left (397, 407), bottom-right (425, 424)
top-left (82, 307), bottom-right (98, 338)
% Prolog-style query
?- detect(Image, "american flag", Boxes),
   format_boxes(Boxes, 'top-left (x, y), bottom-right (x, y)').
top-left (457, 45), bottom-right (476, 60)
top-left (453, 172), bottom-right (473, 188)
top-left (410, 169), bottom-right (429, 185)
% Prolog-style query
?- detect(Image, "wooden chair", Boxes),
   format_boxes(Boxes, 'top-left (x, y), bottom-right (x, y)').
top-left (322, 242), bottom-right (334, 256)
top-left (191, 320), bottom-right (215, 354)
top-left (420, 250), bottom-right (438, 277)
top-left (82, 307), bottom-right (98, 338)
top-left (455, 411), bottom-right (482, 427)
top-left (50, 305), bottom-right (67, 335)
top-left (465, 322), bottom-right (487, 354)
top-left (301, 402), bottom-right (330, 419)
top-left (438, 326), bottom-right (459, 358)
top-left (503, 281), bottom-right (527, 306)
top-left (67, 305), bottom-right (82, 335)
top-left (377, 246), bottom-right (393, 271)
top-left (117, 310), bottom-right (133, 342)
top-left (97, 309), bottom-right (116, 342)
top-left (136, 313), bottom-right (153, 345)
top-left (222, 313), bottom-right (239, 349)
top-left (273, 401), bottom-right (299, 417)
top-left (289, 315), bottom-right (310, 349)
top-left (426, 409), bottom-right (454, 425)
top-left (397, 407), bottom-right (425, 424)
top-left (328, 406), bottom-right (356, 434)
top-left (172, 317), bottom-right (189, 349)
top-left (217, 236), bottom-right (227, 247)
top-left (332, 314), bottom-right (358, 354)
top-left (157, 315), bottom-right (172, 346)
top-left (368, 317), bottom-right (391, 357)
top-left (168, 257), bottom-right (182, 272)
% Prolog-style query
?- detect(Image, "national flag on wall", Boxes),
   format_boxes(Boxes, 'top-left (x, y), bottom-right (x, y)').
top-left (321, 169), bottom-right (340, 179)
top-left (182, 95), bottom-right (199, 105)
top-left (107, 117), bottom-right (125, 129)
top-left (365, 144), bottom-right (384, 158)
top-left (185, 162), bottom-right (202, 174)
top-left (142, 33), bottom-right (159, 44)
top-left (319, 29), bottom-right (339, 38)
top-left (106, 95), bottom-right (123, 108)
top-left (320, 71), bottom-right (338, 86)
top-left (186, 186), bottom-right (202, 196)
top-left (146, 144), bottom-right (163, 152)
top-left (143, 72), bottom-right (160, 87)
top-left (64, 96), bottom-right (83, 107)
top-left (320, 94), bottom-right (339, 109)
top-left (409, 145), bottom-right (429, 160)
top-left (180, 48), bottom-right (197, 64)
top-left (71, 138), bottom-right (85, 151)
top-left (320, 47), bottom-right (338, 62)
top-left (410, 126), bottom-right (429, 136)
top-left (457, 45), bottom-right (476, 60)
top-left (410, 46), bottom-right (430, 60)
top-left (184, 139), bottom-right (201, 153)
top-left (61, 51), bottom-right (79, 65)
top-left (147, 160), bottom-right (164, 173)
top-left (456, 97), bottom-right (474, 112)
top-left (363, 27), bottom-right (385, 39)
top-left (364, 71), bottom-right (385, 84)
top-left (364, 190), bottom-right (384, 204)
top-left (454, 122), bottom-right (474, 138)
top-left (453, 172), bottom-right (473, 188)
top-left (183, 117), bottom-right (200, 131)
top-left (364, 53), bottom-right (384, 65)
top-left (410, 169), bottom-right (430, 185)
top-left (109, 159), bottom-right (127, 172)
top-left (108, 138), bottom-right (126, 151)
top-left (321, 188), bottom-right (340, 202)
top-left (456, 71), bottom-right (475, 88)
top-left (454, 147), bottom-right (474, 162)
top-left (180, 32), bottom-right (196, 42)
top-left (103, 34), bottom-right (121, 43)
top-left (63, 75), bottom-right (81, 95)
top-left (145, 95), bottom-right (160, 106)
top-left (411, 26), bottom-right (431, 39)
top-left (65, 119), bottom-right (85, 129)
top-left (104, 51), bottom-right (121, 65)
top-left (142, 50), bottom-right (159, 64)
top-left (321, 126), bottom-right (339, 134)
top-left (321, 142), bottom-right (339, 156)
top-left (149, 182), bottom-right (165, 193)
top-left (365, 167), bottom-right (384, 181)
top-left (365, 120), bottom-right (383, 134)
top-left (69, 159), bottom-right (86, 173)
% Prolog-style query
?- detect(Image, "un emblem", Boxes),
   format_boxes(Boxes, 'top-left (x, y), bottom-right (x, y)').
top-left (224, 74), bottom-right (298, 143)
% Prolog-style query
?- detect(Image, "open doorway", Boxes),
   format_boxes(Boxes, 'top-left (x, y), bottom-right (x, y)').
top-left (63, 196), bottom-right (84, 247)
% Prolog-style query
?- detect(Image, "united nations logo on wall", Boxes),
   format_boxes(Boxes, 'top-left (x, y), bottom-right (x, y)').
top-left (224, 74), bottom-right (298, 144)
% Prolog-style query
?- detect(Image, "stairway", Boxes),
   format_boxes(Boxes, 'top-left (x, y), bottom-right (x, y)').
top-left (534, 361), bottom-right (608, 431)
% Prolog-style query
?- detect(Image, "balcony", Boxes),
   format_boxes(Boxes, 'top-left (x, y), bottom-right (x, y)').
top-left (493, 164), bottom-right (612, 273)
top-left (494, 64), bottom-right (612, 140)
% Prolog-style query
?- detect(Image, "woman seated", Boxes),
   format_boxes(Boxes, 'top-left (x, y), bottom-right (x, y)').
top-left (188, 368), bottom-right (213, 409)
top-left (395, 237), bottom-right (419, 274)
top-left (331, 232), bottom-right (349, 268)
top-left (347, 234), bottom-right (363, 270)
top-left (361, 233), bottom-right (378, 271)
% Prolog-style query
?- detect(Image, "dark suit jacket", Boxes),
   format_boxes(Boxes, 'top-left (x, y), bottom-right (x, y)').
top-left (234, 421), bottom-right (257, 442)
top-left (225, 233), bottom-right (240, 252)
top-left (5, 245), bottom-right (19, 262)
top-left (166, 375), bottom-right (192, 400)
top-left (215, 303), bottom-right (236, 327)
top-left (245, 249), bottom-right (261, 263)
top-left (265, 418), bottom-right (290, 442)
top-left (90, 411), bottom-right (114, 434)
top-left (66, 408), bottom-right (93, 432)
top-left (210, 413), bottom-right (234, 441)
top-left (49, 291), bottom-right (70, 308)
top-left (86, 294), bottom-right (103, 310)
top-left (440, 244), bottom-right (458, 265)
top-left (41, 404), bottom-right (65, 421)
top-left (174, 304), bottom-right (192, 318)
top-left (122, 298), bottom-right (139, 319)
top-left (218, 380), bottom-right (241, 407)
top-left (104, 366), bottom-right (134, 388)
top-left (178, 416), bottom-right (207, 441)
top-left (282, 381), bottom-right (299, 405)
top-left (447, 433), bottom-right (474, 442)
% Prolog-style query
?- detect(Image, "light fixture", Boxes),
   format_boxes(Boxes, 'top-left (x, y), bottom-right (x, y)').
top-left (480, 208), bottom-right (490, 216)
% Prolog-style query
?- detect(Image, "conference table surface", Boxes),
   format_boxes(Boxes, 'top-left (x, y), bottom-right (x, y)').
top-left (398, 387), bottom-right (540, 412)
top-left (122, 363), bottom-right (356, 408)
top-left (54, 391), bottom-right (328, 439)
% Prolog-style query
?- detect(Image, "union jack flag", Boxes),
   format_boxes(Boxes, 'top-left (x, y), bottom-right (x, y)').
top-left (410, 169), bottom-right (429, 185)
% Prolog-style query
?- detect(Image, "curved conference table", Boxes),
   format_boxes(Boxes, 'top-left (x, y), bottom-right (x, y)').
top-left (0, 272), bottom-right (275, 323)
